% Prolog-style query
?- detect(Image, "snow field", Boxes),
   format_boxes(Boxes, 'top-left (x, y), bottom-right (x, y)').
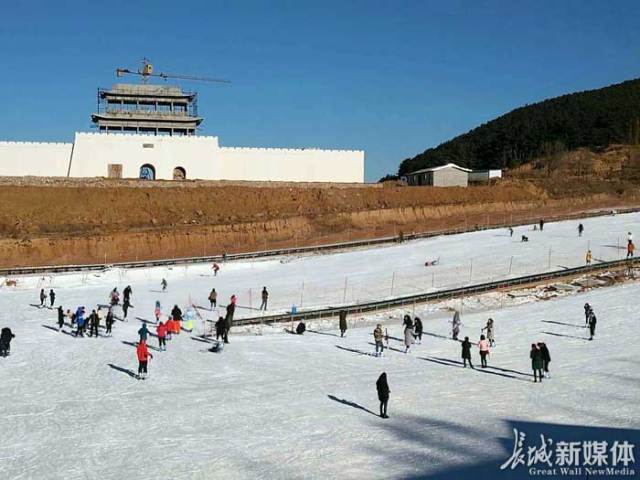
top-left (0, 280), bottom-right (639, 479)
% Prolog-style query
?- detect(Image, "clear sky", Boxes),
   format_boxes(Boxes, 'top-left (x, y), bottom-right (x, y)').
top-left (1, 0), bottom-right (639, 181)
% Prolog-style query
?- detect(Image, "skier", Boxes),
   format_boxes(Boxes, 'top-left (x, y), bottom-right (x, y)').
top-left (403, 315), bottom-right (414, 353)
top-left (105, 308), bottom-right (114, 336)
top-left (0, 327), bottom-right (15, 356)
top-left (138, 323), bottom-right (149, 343)
top-left (628, 232), bottom-right (634, 245)
top-left (156, 321), bottom-right (167, 351)
top-left (208, 288), bottom-right (217, 309)
top-left (339, 310), bottom-right (348, 338)
top-left (215, 316), bottom-right (226, 342)
top-left (154, 301), bottom-right (161, 322)
top-left (373, 324), bottom-right (384, 356)
top-left (478, 334), bottom-right (490, 368)
top-left (482, 318), bottom-right (495, 347)
top-left (376, 372), bottom-right (390, 419)
top-left (54, 306), bottom-right (64, 331)
top-left (539, 219), bottom-right (544, 231)
top-left (413, 317), bottom-right (423, 344)
top-left (212, 263), bottom-right (220, 276)
top-left (260, 287), bottom-right (269, 311)
top-left (530, 343), bottom-right (543, 383)
top-left (136, 340), bottom-right (153, 380)
top-left (584, 303), bottom-right (593, 326)
top-left (588, 312), bottom-right (597, 341)
top-left (627, 241), bottom-right (635, 259)
top-left (578, 223), bottom-right (584, 237)
top-left (88, 309), bottom-right (99, 338)
top-left (452, 310), bottom-right (461, 340)
top-left (585, 249), bottom-right (593, 265)
top-left (461, 336), bottom-right (473, 368)
top-left (161, 278), bottom-right (168, 292)
top-left (538, 342), bottom-right (551, 378)
top-left (508, 227), bottom-right (514, 237)
top-left (39, 288), bottom-right (46, 307)
top-left (123, 285), bottom-right (132, 303)
top-left (296, 321), bottom-right (306, 334)
top-left (49, 289), bottom-right (56, 307)
top-left (66, 308), bottom-right (74, 326)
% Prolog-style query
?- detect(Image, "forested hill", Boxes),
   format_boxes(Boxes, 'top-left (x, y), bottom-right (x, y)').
top-left (397, 78), bottom-right (640, 176)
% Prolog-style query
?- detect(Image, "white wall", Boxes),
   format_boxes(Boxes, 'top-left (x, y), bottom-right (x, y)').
top-left (69, 133), bottom-right (219, 180)
top-left (0, 141), bottom-right (72, 176)
top-left (217, 147), bottom-right (364, 183)
top-left (0, 133), bottom-right (365, 183)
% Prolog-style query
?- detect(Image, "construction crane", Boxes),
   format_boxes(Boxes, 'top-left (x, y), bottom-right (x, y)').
top-left (116, 58), bottom-right (230, 84)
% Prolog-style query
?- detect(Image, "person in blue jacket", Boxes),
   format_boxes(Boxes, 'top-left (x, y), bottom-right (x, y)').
top-left (138, 323), bottom-right (149, 343)
top-left (75, 307), bottom-right (86, 337)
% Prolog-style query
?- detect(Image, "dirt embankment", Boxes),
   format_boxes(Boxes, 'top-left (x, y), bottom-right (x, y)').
top-left (0, 176), bottom-right (638, 267)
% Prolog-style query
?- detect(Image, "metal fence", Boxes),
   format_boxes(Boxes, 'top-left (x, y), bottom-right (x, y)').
top-left (1, 206), bottom-right (636, 277)
top-left (232, 257), bottom-right (638, 326)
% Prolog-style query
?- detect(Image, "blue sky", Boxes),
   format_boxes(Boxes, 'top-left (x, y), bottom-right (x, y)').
top-left (1, 0), bottom-right (639, 181)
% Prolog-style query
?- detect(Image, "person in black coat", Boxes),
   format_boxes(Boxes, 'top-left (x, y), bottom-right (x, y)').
top-left (123, 285), bottom-right (132, 303)
top-left (461, 336), bottom-right (473, 368)
top-left (0, 327), bottom-right (15, 356)
top-left (122, 298), bottom-right (131, 319)
top-left (413, 317), bottom-right (423, 344)
top-left (296, 322), bottom-right (306, 334)
top-left (588, 313), bottom-right (597, 340)
top-left (171, 305), bottom-right (183, 322)
top-left (537, 342), bottom-right (551, 378)
top-left (215, 317), bottom-right (226, 341)
top-left (376, 372), bottom-right (390, 418)
top-left (224, 303), bottom-right (235, 343)
top-left (105, 309), bottom-right (114, 336)
top-left (339, 310), bottom-right (347, 338)
top-left (57, 306), bottom-right (65, 330)
top-left (89, 310), bottom-right (99, 338)
top-left (49, 289), bottom-right (56, 307)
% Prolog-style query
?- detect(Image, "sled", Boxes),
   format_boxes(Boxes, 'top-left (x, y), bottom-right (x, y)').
top-left (424, 257), bottom-right (440, 267)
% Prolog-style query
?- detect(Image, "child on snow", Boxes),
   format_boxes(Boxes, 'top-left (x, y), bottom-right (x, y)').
top-left (373, 324), bottom-right (384, 356)
top-left (156, 321), bottom-right (167, 351)
top-left (478, 335), bottom-right (490, 368)
top-left (413, 317), bottom-right (423, 344)
top-left (482, 318), bottom-right (495, 347)
top-left (461, 337), bottom-right (473, 368)
top-left (136, 340), bottom-right (153, 380)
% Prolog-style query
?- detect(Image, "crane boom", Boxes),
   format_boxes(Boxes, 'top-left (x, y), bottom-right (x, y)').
top-left (115, 60), bottom-right (230, 84)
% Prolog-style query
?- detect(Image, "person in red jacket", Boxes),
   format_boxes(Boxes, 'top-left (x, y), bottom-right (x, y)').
top-left (156, 321), bottom-right (167, 351)
top-left (165, 317), bottom-right (174, 340)
top-left (136, 340), bottom-right (153, 380)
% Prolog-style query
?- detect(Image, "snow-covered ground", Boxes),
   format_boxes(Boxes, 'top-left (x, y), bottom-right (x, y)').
top-left (1, 281), bottom-right (639, 479)
top-left (0, 212), bottom-right (639, 479)
top-left (2, 212), bottom-right (638, 322)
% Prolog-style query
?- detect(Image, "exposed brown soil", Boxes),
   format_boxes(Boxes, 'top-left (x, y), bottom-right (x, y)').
top-left (0, 176), bottom-right (638, 267)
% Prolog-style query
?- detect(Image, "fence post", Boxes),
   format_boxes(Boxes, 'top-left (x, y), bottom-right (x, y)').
top-left (508, 256), bottom-right (513, 275)
top-left (300, 281), bottom-right (305, 307)
top-left (391, 271), bottom-right (396, 296)
top-left (547, 248), bottom-right (552, 269)
top-left (343, 277), bottom-right (348, 303)
top-left (469, 259), bottom-right (473, 283)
